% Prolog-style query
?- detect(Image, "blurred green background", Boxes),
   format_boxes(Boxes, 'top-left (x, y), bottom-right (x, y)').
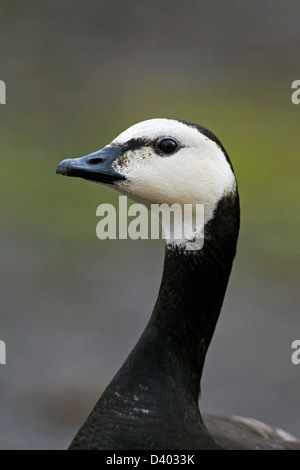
top-left (0, 0), bottom-right (299, 449)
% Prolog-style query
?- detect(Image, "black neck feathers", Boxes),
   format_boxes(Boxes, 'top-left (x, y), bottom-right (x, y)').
top-left (69, 191), bottom-right (240, 450)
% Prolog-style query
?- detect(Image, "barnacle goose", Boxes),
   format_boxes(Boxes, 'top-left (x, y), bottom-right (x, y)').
top-left (57, 118), bottom-right (300, 450)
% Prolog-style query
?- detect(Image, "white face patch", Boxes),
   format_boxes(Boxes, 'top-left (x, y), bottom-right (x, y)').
top-left (108, 119), bottom-right (236, 245)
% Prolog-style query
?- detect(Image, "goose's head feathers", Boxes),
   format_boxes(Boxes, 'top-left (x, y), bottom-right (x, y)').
top-left (112, 119), bottom-right (236, 221)
top-left (57, 118), bottom-right (237, 244)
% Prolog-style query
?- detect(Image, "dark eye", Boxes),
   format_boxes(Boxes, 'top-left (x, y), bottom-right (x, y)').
top-left (157, 138), bottom-right (178, 154)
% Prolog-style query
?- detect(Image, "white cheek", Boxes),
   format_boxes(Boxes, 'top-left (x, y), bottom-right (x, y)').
top-left (114, 144), bottom-right (235, 225)
top-left (108, 118), bottom-right (237, 246)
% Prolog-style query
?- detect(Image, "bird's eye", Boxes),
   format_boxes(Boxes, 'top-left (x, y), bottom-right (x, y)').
top-left (157, 138), bottom-right (178, 154)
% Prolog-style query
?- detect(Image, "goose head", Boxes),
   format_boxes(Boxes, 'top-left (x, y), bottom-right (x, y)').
top-left (57, 118), bottom-right (237, 247)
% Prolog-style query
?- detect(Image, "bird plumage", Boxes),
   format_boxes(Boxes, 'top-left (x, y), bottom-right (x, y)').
top-left (57, 118), bottom-right (300, 450)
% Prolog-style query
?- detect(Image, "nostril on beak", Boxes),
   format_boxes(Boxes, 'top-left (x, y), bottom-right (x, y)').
top-left (88, 157), bottom-right (103, 165)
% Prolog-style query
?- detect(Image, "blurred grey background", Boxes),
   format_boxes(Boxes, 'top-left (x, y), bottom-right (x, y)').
top-left (0, 0), bottom-right (299, 449)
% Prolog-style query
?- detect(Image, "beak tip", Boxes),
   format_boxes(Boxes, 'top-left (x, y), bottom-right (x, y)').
top-left (56, 160), bottom-right (70, 176)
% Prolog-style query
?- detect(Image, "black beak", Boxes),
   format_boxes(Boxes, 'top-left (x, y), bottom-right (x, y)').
top-left (56, 146), bottom-right (125, 184)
